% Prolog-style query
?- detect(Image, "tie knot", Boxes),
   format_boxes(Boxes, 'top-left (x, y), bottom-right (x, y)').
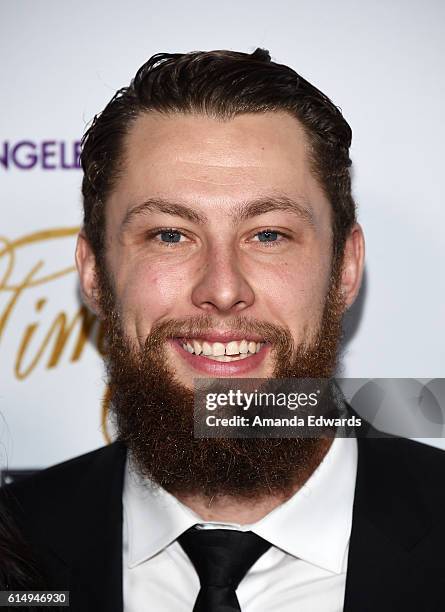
top-left (178, 527), bottom-right (271, 589)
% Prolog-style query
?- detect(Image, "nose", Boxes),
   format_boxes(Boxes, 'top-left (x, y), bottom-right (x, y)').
top-left (191, 245), bottom-right (255, 314)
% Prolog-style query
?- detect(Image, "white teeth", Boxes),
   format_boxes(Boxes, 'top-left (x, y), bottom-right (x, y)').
top-left (181, 338), bottom-right (263, 358)
top-left (193, 340), bottom-right (202, 355)
top-left (202, 341), bottom-right (212, 356)
top-left (213, 342), bottom-right (225, 356)
top-left (226, 341), bottom-right (239, 355)
top-left (239, 340), bottom-right (248, 354)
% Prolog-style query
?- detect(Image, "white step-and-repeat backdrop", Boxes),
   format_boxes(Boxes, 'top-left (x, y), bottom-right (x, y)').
top-left (1, 0), bottom-right (444, 474)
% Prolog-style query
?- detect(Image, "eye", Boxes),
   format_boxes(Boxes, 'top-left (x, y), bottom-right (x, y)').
top-left (252, 229), bottom-right (286, 243)
top-left (256, 230), bottom-right (279, 242)
top-left (154, 229), bottom-right (185, 243)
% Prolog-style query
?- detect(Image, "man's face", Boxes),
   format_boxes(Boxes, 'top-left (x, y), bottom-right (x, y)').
top-left (103, 111), bottom-right (335, 385)
top-left (76, 110), bottom-right (364, 499)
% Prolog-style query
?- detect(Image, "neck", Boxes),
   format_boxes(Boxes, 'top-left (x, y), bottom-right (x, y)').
top-left (174, 437), bottom-right (333, 525)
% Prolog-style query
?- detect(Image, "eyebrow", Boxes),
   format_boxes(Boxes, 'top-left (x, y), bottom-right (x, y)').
top-left (120, 199), bottom-right (206, 235)
top-left (232, 195), bottom-right (314, 225)
top-left (120, 194), bottom-right (315, 235)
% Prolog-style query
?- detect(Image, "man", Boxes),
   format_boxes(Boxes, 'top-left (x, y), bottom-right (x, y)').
top-left (4, 48), bottom-right (445, 611)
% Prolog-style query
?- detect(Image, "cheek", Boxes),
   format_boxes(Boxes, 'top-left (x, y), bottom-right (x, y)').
top-left (253, 257), bottom-right (330, 331)
top-left (116, 259), bottom-right (191, 330)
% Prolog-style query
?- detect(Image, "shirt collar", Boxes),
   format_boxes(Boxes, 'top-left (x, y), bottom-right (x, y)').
top-left (123, 435), bottom-right (357, 574)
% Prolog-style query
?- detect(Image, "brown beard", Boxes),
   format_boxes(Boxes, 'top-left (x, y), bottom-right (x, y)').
top-left (96, 259), bottom-right (346, 501)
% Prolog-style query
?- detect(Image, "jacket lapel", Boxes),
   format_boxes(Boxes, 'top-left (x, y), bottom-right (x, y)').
top-left (39, 441), bottom-right (127, 612)
top-left (343, 434), bottom-right (431, 612)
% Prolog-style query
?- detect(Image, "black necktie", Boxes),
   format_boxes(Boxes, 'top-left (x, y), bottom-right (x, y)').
top-left (178, 527), bottom-right (271, 611)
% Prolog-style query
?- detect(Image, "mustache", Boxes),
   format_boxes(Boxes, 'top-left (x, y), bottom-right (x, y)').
top-left (141, 314), bottom-right (295, 354)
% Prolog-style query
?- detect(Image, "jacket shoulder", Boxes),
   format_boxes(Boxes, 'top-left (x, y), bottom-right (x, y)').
top-left (2, 441), bottom-right (127, 516)
top-left (359, 435), bottom-right (445, 513)
top-left (367, 435), bottom-right (445, 470)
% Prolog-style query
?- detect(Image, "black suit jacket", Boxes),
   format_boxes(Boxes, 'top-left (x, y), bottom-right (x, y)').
top-left (3, 431), bottom-right (445, 611)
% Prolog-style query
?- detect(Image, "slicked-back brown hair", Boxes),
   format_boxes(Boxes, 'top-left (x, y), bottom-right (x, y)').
top-left (81, 48), bottom-right (356, 266)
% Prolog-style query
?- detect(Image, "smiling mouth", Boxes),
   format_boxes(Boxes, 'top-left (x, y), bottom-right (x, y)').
top-left (178, 338), bottom-right (264, 362)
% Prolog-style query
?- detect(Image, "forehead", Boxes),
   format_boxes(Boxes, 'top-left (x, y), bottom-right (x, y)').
top-left (109, 110), bottom-right (330, 224)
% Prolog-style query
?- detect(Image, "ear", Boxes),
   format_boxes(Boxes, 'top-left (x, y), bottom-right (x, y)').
top-left (339, 223), bottom-right (365, 309)
top-left (75, 231), bottom-right (102, 317)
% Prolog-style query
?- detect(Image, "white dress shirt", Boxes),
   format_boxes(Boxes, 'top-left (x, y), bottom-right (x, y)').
top-left (123, 435), bottom-right (358, 611)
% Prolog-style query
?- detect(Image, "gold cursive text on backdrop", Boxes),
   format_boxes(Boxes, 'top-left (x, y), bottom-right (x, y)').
top-left (0, 228), bottom-right (107, 380)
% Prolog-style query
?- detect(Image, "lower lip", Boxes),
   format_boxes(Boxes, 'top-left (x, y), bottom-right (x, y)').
top-left (170, 339), bottom-right (269, 376)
